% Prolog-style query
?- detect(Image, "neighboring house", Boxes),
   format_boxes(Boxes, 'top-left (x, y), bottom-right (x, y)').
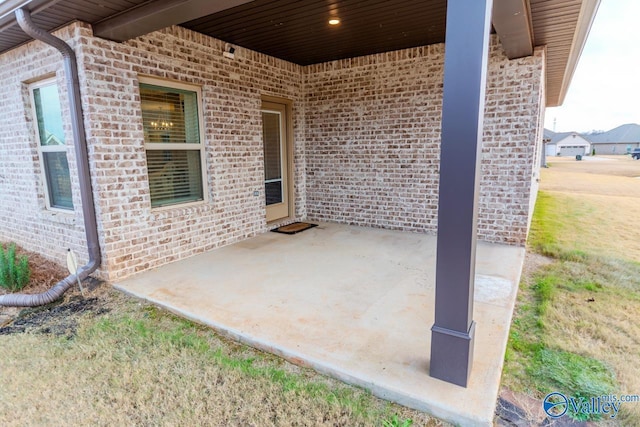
top-left (544, 130), bottom-right (592, 157)
top-left (588, 123), bottom-right (640, 154)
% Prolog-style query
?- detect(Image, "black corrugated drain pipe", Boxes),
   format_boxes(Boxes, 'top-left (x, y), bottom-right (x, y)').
top-left (0, 8), bottom-right (101, 307)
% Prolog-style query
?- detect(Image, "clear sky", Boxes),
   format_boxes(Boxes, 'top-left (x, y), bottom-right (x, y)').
top-left (544, 0), bottom-right (640, 133)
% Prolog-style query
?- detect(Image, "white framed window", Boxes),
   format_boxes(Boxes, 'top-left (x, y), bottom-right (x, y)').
top-left (30, 78), bottom-right (74, 211)
top-left (138, 77), bottom-right (206, 208)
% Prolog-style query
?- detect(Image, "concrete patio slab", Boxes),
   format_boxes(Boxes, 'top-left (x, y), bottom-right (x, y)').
top-left (115, 222), bottom-right (525, 426)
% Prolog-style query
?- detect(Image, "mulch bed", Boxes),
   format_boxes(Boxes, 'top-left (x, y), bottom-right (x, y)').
top-left (0, 295), bottom-right (108, 337)
top-left (0, 243), bottom-right (109, 337)
top-left (0, 244), bottom-right (69, 296)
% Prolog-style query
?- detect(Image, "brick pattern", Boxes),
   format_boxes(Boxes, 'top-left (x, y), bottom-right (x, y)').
top-left (527, 53), bottom-right (546, 231)
top-left (305, 37), bottom-right (546, 245)
top-left (481, 42), bottom-right (546, 244)
top-left (1, 23), bottom-right (306, 280)
top-left (0, 25), bottom-right (90, 269)
top-left (0, 24), bottom-right (544, 281)
top-left (76, 24), bottom-right (306, 280)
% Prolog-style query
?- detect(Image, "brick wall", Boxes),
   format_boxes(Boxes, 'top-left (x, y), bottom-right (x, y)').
top-left (0, 25), bottom-right (90, 269)
top-left (481, 41), bottom-right (546, 244)
top-left (527, 53), bottom-right (546, 232)
top-left (0, 24), bottom-right (544, 281)
top-left (1, 23), bottom-right (306, 280)
top-left (305, 37), bottom-right (546, 245)
top-left (75, 24), bottom-right (306, 280)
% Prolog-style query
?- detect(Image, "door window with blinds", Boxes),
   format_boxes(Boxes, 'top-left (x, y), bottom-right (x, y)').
top-left (138, 78), bottom-right (206, 208)
top-left (30, 78), bottom-right (74, 211)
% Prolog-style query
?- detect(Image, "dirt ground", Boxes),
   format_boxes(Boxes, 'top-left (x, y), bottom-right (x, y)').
top-left (0, 244), bottom-right (111, 335)
top-left (0, 278), bottom-right (109, 336)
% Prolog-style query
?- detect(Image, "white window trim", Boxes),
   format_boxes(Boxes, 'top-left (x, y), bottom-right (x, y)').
top-left (29, 77), bottom-right (74, 213)
top-left (138, 76), bottom-right (208, 209)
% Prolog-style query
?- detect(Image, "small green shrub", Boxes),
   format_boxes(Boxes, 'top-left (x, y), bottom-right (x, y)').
top-left (0, 243), bottom-right (31, 292)
top-left (382, 414), bottom-right (413, 427)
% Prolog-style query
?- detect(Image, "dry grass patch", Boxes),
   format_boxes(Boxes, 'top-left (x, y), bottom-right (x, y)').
top-left (545, 281), bottom-right (640, 390)
top-left (530, 192), bottom-right (640, 262)
top-left (536, 157), bottom-right (640, 261)
top-left (0, 287), bottom-right (443, 427)
top-left (502, 156), bottom-right (640, 424)
top-left (545, 156), bottom-right (640, 180)
top-left (504, 256), bottom-right (640, 424)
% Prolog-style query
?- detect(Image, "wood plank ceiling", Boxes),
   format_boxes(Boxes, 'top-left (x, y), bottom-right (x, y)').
top-left (182, 0), bottom-right (447, 66)
top-left (0, 0), bottom-right (593, 106)
top-left (182, 0), bottom-right (586, 106)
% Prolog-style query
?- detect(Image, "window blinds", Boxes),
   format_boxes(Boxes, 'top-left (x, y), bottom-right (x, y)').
top-left (140, 83), bottom-right (204, 207)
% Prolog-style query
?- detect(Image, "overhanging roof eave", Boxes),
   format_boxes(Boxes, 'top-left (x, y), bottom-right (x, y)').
top-left (93, 0), bottom-right (255, 42)
top-left (0, 0), bottom-right (60, 32)
top-left (546, 0), bottom-right (601, 107)
top-left (0, 0), bottom-right (602, 108)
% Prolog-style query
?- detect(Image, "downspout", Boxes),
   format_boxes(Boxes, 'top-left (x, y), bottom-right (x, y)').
top-left (0, 8), bottom-right (101, 307)
top-left (541, 137), bottom-right (550, 168)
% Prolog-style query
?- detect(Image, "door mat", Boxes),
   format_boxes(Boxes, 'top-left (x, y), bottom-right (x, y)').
top-left (271, 222), bottom-right (318, 235)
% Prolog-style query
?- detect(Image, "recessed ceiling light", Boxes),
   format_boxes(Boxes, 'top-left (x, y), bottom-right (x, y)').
top-left (329, 18), bottom-right (340, 25)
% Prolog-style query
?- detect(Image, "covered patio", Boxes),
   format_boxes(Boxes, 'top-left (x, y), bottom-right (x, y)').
top-left (116, 222), bottom-right (524, 426)
top-left (0, 1), bottom-right (600, 424)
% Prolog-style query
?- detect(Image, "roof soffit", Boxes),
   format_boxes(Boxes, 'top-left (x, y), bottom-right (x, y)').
top-left (0, 0), bottom-right (601, 108)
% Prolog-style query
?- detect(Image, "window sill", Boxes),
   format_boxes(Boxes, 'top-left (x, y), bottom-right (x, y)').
top-left (150, 199), bottom-right (208, 213)
top-left (38, 208), bottom-right (76, 226)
